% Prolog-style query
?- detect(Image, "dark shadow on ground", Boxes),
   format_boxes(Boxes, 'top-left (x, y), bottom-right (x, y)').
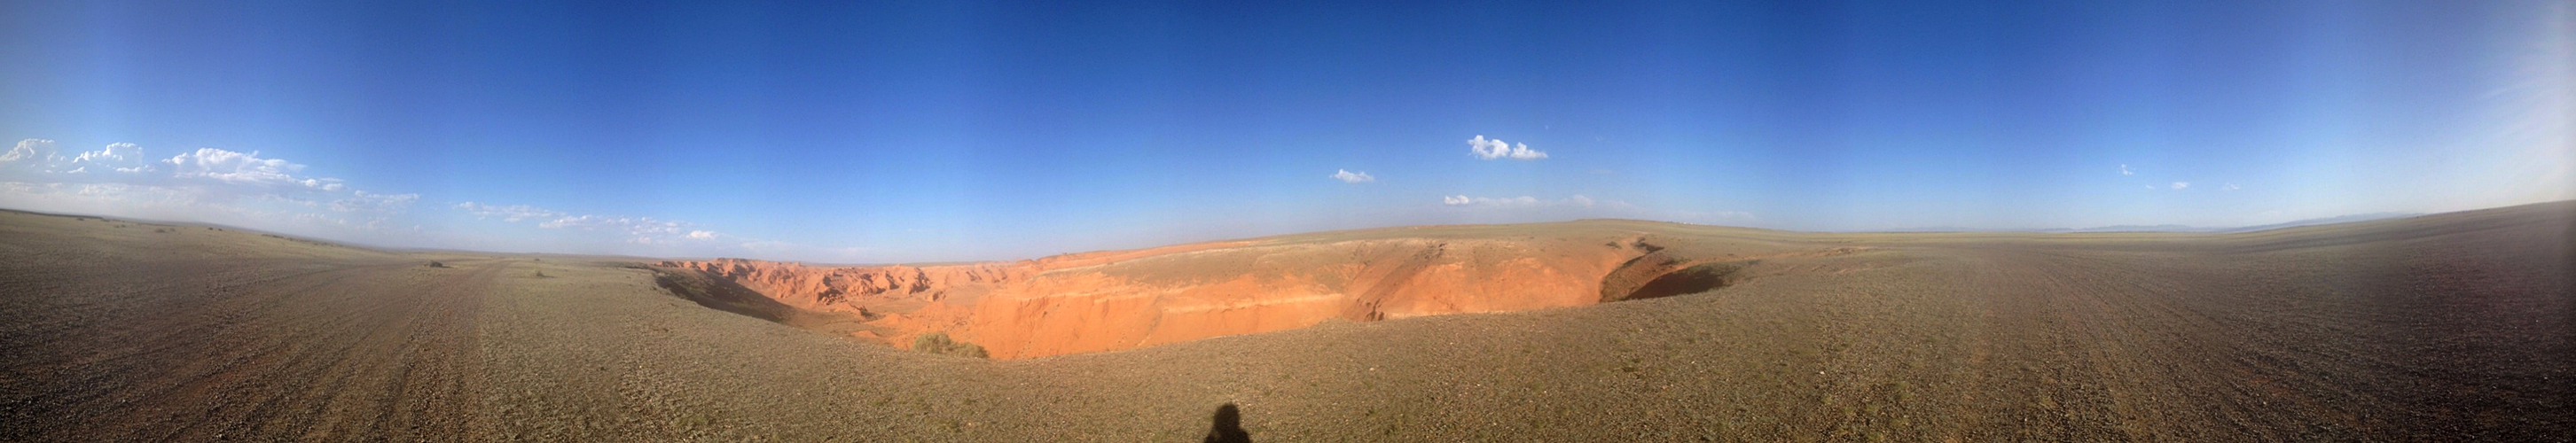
top-left (648, 265), bottom-right (801, 323)
top-left (1204, 403), bottom-right (1250, 443)
top-left (1613, 260), bottom-right (1750, 302)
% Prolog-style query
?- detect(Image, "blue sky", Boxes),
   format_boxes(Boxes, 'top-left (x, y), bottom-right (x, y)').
top-left (3, 0), bottom-right (2569, 263)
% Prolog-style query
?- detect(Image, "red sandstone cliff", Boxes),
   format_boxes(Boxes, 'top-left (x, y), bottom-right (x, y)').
top-left (657, 259), bottom-right (1024, 315)
top-left (654, 221), bottom-right (1808, 359)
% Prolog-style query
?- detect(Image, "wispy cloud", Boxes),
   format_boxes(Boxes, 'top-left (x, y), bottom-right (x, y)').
top-left (2224, 183), bottom-right (2240, 191)
top-left (455, 201), bottom-right (721, 245)
top-left (1468, 135), bottom-right (1546, 160)
top-left (1441, 194), bottom-right (1599, 208)
top-left (163, 147), bottom-right (343, 190)
top-left (1, 139), bottom-right (421, 238)
top-left (538, 214), bottom-right (687, 237)
top-left (4, 140), bottom-right (384, 204)
top-left (1426, 193), bottom-right (1751, 227)
top-left (0, 139), bottom-right (60, 172)
top-left (2171, 182), bottom-right (2190, 190)
top-left (458, 202), bottom-right (710, 243)
top-left (331, 190), bottom-right (419, 214)
top-left (68, 143), bottom-right (154, 175)
top-left (455, 202), bottom-right (564, 222)
top-left (447, 200), bottom-right (897, 260)
top-left (1330, 168), bottom-right (1375, 183)
top-left (2119, 164), bottom-right (2134, 175)
top-left (1, 138), bottom-right (881, 262)
top-left (2485, 4), bottom-right (2575, 205)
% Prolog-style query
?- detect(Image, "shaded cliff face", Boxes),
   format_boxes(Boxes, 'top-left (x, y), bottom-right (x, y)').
top-left (657, 220), bottom-right (1819, 359)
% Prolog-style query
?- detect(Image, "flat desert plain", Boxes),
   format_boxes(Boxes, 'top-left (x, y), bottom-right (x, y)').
top-left (1, 202), bottom-right (2569, 441)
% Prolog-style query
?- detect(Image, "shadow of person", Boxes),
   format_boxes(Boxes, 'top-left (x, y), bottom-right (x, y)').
top-left (1203, 403), bottom-right (1251, 443)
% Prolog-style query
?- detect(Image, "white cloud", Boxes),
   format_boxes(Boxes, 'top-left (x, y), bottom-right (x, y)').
top-left (1, 138), bottom-right (861, 261)
top-left (2119, 164), bottom-right (2134, 175)
top-left (535, 214), bottom-right (690, 237)
top-left (161, 147), bottom-right (346, 190)
top-left (7, 143), bottom-right (342, 191)
top-left (1, 139), bottom-right (62, 171)
top-left (2224, 183), bottom-right (2241, 191)
top-left (2171, 182), bottom-right (2190, 190)
top-left (455, 202), bottom-right (565, 222)
top-left (1330, 168), bottom-right (1375, 183)
top-left (450, 200), bottom-right (857, 259)
top-left (164, 148), bottom-right (296, 185)
top-left (458, 199), bottom-right (747, 247)
top-left (0, 181), bottom-right (420, 244)
top-left (6, 142), bottom-right (406, 223)
top-left (299, 178), bottom-right (346, 191)
top-left (462, 201), bottom-right (711, 244)
top-left (1440, 194), bottom-right (1599, 208)
top-left (67, 143), bottom-right (154, 175)
top-left (1468, 135), bottom-right (1546, 160)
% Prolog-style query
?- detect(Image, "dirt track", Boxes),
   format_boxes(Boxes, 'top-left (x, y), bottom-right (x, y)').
top-left (1, 203), bottom-right (2570, 441)
top-left (0, 248), bottom-right (499, 440)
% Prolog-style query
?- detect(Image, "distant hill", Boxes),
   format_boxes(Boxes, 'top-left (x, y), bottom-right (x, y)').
top-left (1883, 212), bottom-right (2423, 234)
top-left (2209, 212), bottom-right (2425, 233)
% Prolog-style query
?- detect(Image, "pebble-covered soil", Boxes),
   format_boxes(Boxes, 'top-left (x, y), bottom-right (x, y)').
top-left (1, 202), bottom-right (2568, 441)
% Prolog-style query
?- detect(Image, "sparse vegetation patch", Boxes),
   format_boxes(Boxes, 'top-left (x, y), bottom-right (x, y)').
top-left (911, 332), bottom-right (989, 359)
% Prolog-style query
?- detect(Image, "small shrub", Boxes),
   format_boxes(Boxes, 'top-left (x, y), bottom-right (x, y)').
top-left (911, 332), bottom-right (989, 359)
top-left (427, 261), bottom-right (448, 268)
top-left (531, 269), bottom-right (548, 278)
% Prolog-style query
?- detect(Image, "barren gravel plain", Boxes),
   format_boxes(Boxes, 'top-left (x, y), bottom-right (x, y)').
top-left (2, 201), bottom-right (2569, 441)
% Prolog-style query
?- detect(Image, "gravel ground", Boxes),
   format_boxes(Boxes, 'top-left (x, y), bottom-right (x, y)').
top-left (2, 202), bottom-right (2569, 441)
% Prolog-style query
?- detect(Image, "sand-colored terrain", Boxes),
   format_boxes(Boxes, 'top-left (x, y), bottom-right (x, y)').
top-left (2, 202), bottom-right (2570, 440)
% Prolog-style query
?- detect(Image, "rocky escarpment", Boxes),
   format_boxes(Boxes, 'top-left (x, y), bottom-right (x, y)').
top-left (655, 221), bottom-right (1820, 359)
top-left (657, 259), bottom-right (1024, 315)
top-left (963, 237), bottom-right (1656, 359)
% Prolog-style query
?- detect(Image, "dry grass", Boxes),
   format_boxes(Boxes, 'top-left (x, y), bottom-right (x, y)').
top-left (912, 332), bottom-right (990, 359)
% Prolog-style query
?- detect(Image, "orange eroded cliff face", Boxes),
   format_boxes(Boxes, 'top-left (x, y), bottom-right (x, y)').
top-left (658, 259), bottom-right (1024, 315)
top-left (961, 237), bottom-right (1652, 359)
top-left (656, 221), bottom-right (1804, 359)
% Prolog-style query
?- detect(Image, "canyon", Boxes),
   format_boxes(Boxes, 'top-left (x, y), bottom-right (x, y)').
top-left (656, 220), bottom-right (1828, 359)
top-left (8, 204), bottom-right (2569, 440)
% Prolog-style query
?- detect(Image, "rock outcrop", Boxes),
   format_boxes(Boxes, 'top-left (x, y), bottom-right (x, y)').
top-left (655, 220), bottom-right (1813, 359)
top-left (958, 237), bottom-right (1654, 359)
top-left (657, 259), bottom-right (1024, 314)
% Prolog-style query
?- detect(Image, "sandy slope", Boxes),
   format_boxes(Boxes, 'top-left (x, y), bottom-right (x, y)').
top-left (1, 202), bottom-right (2570, 441)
